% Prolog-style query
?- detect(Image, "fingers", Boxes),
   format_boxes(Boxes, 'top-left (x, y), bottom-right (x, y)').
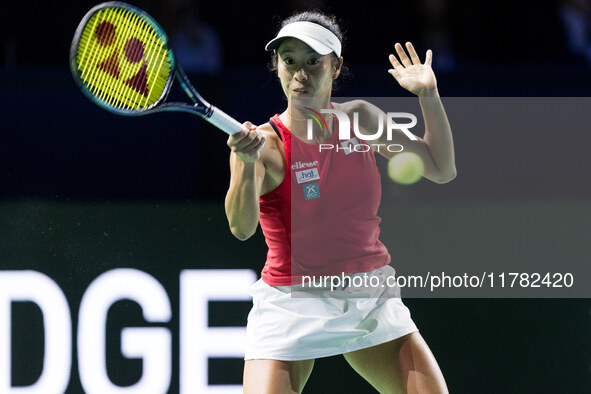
top-left (405, 42), bottom-right (421, 65)
top-left (394, 42), bottom-right (412, 67)
top-left (227, 125), bottom-right (266, 158)
top-left (388, 53), bottom-right (402, 69)
top-left (240, 121), bottom-right (266, 153)
top-left (389, 42), bottom-right (428, 68)
top-left (425, 49), bottom-right (433, 66)
top-left (234, 131), bottom-right (266, 153)
top-left (387, 65), bottom-right (399, 79)
top-left (242, 121), bottom-right (257, 132)
top-left (227, 122), bottom-right (260, 149)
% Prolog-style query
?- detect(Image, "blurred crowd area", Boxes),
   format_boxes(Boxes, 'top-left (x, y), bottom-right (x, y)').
top-left (2, 0), bottom-right (591, 71)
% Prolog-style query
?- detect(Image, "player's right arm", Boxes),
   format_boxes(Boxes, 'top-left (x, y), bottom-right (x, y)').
top-left (225, 122), bottom-right (267, 240)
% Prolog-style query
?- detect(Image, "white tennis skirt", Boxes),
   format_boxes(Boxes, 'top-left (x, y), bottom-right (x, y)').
top-left (244, 264), bottom-right (418, 361)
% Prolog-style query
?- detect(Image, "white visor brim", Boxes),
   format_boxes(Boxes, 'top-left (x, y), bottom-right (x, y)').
top-left (265, 21), bottom-right (342, 58)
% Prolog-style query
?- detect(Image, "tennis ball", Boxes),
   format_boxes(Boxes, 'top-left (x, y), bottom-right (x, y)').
top-left (387, 152), bottom-right (424, 185)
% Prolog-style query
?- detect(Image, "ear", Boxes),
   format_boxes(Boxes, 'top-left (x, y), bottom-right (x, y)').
top-left (333, 56), bottom-right (344, 79)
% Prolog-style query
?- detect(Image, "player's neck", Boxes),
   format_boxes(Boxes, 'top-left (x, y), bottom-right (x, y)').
top-left (287, 97), bottom-right (331, 114)
top-left (281, 99), bottom-right (334, 144)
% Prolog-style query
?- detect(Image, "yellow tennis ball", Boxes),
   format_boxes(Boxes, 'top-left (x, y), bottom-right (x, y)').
top-left (387, 152), bottom-right (424, 185)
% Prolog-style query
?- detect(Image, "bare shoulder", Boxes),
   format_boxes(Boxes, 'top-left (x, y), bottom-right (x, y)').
top-left (256, 123), bottom-right (285, 193)
top-left (256, 122), bottom-right (279, 140)
top-left (256, 122), bottom-right (283, 157)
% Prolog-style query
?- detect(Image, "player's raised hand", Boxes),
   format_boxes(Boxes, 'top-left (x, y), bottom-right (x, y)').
top-left (227, 122), bottom-right (266, 163)
top-left (388, 42), bottom-right (437, 97)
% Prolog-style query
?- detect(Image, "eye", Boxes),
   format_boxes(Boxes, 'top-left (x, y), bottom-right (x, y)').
top-left (308, 58), bottom-right (319, 65)
top-left (283, 57), bottom-right (295, 66)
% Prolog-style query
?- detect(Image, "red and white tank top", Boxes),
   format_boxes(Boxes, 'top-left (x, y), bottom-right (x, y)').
top-left (259, 112), bottom-right (390, 286)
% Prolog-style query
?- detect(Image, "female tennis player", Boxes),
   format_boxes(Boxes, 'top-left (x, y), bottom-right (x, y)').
top-left (225, 11), bottom-right (455, 394)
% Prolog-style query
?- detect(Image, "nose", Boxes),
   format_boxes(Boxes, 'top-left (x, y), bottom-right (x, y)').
top-left (294, 68), bottom-right (308, 81)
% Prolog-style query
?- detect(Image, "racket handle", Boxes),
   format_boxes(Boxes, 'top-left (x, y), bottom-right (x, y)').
top-left (206, 106), bottom-right (244, 135)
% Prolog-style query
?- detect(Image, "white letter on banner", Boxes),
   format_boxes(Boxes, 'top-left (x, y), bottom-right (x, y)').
top-left (78, 269), bottom-right (171, 394)
top-left (0, 271), bottom-right (71, 394)
top-left (180, 269), bottom-right (257, 394)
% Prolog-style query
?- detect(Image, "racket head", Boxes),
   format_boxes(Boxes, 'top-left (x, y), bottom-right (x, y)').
top-left (70, 2), bottom-right (175, 115)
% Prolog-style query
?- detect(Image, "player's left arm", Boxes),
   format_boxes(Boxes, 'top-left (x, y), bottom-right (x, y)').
top-left (389, 42), bottom-right (455, 183)
top-left (350, 42), bottom-right (456, 184)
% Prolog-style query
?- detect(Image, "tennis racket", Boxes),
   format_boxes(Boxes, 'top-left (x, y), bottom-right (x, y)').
top-left (70, 1), bottom-right (243, 135)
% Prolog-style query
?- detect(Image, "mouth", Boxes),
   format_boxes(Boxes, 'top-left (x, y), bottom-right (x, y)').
top-left (292, 87), bottom-right (310, 95)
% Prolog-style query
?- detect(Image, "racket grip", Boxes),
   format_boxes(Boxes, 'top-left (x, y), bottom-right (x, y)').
top-left (206, 106), bottom-right (244, 135)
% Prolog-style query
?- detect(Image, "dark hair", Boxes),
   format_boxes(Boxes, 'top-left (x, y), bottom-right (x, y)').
top-left (269, 11), bottom-right (350, 89)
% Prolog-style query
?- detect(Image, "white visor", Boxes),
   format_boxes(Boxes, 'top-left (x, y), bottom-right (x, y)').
top-left (265, 21), bottom-right (342, 58)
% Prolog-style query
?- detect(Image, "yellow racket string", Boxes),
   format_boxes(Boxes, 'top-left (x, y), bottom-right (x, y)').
top-left (99, 8), bottom-right (124, 106)
top-left (80, 8), bottom-right (133, 108)
top-left (104, 8), bottom-right (127, 107)
top-left (142, 16), bottom-right (169, 109)
top-left (121, 11), bottom-right (142, 107)
top-left (134, 12), bottom-right (159, 108)
top-left (75, 7), bottom-right (172, 111)
top-left (88, 8), bottom-right (167, 109)
top-left (118, 10), bottom-right (140, 108)
top-left (87, 8), bottom-right (124, 104)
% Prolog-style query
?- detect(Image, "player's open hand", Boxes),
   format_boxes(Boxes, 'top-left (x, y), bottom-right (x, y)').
top-left (227, 122), bottom-right (266, 163)
top-left (388, 42), bottom-right (437, 97)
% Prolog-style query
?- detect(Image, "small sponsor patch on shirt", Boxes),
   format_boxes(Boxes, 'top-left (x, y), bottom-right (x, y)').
top-left (340, 137), bottom-right (360, 155)
top-left (295, 168), bottom-right (320, 184)
top-left (303, 183), bottom-right (320, 200)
